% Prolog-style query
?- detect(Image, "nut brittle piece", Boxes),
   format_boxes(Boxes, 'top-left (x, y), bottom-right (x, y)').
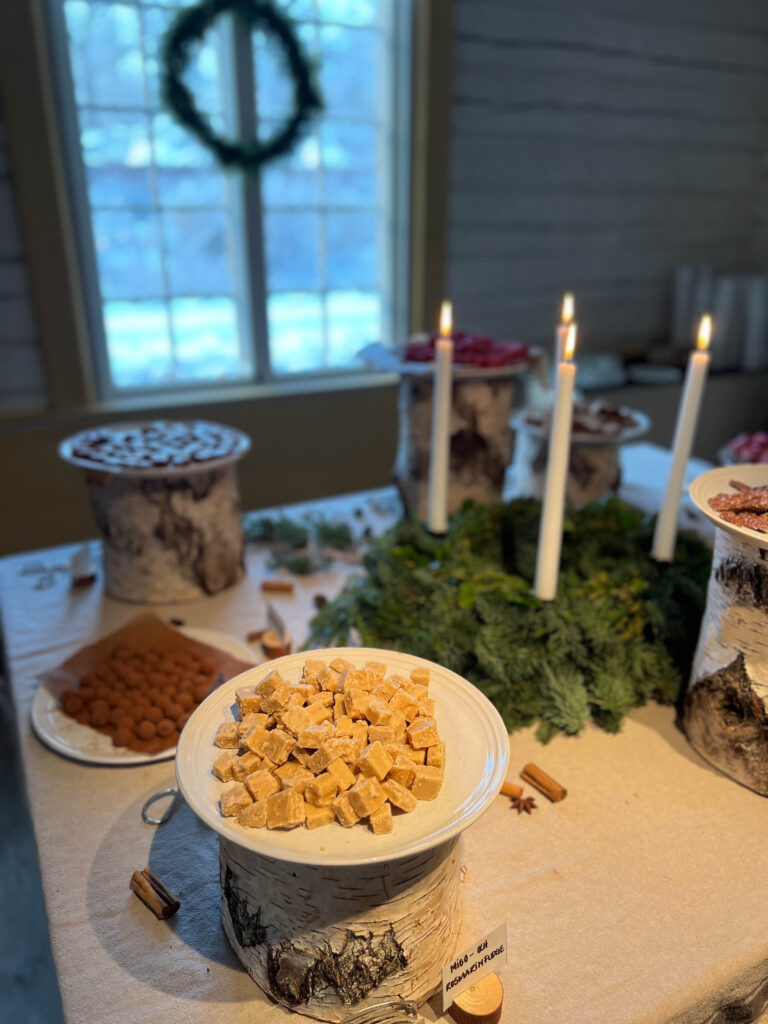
top-left (266, 789), bottom-right (306, 829)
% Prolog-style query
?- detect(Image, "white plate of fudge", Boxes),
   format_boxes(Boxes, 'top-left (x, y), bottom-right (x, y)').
top-left (176, 647), bottom-right (509, 866)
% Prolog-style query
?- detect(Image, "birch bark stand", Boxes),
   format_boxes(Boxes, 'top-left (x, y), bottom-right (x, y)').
top-left (219, 835), bottom-right (462, 1021)
top-left (684, 527), bottom-right (768, 794)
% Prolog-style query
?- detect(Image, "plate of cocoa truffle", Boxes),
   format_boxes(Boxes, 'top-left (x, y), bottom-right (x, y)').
top-left (32, 613), bottom-right (255, 766)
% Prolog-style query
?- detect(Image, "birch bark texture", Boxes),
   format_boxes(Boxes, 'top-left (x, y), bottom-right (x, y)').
top-left (219, 834), bottom-right (462, 1021)
top-left (684, 527), bottom-right (768, 794)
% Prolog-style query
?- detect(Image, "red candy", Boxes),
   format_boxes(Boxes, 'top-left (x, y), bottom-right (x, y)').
top-left (404, 332), bottom-right (528, 368)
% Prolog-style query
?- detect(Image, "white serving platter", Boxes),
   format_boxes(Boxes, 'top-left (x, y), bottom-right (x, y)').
top-left (31, 627), bottom-right (256, 766)
top-left (176, 647), bottom-right (509, 866)
top-left (689, 464), bottom-right (768, 546)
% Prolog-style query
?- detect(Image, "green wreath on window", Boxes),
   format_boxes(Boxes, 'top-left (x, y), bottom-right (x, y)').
top-left (161, 0), bottom-right (322, 172)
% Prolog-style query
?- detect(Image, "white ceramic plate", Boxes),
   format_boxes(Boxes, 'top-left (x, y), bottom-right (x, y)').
top-left (31, 627), bottom-right (256, 766)
top-left (176, 647), bottom-right (509, 866)
top-left (689, 464), bottom-right (768, 545)
top-left (511, 407), bottom-right (651, 447)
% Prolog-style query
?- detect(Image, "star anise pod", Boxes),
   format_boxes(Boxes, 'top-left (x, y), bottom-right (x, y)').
top-left (511, 795), bottom-right (537, 815)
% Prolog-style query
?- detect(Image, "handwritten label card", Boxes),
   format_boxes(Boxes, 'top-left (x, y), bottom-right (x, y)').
top-left (441, 922), bottom-right (508, 1011)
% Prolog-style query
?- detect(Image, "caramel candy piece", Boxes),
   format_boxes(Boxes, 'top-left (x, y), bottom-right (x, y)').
top-left (344, 688), bottom-right (369, 720)
top-left (232, 751), bottom-right (262, 781)
top-left (333, 694), bottom-right (346, 720)
top-left (382, 778), bottom-right (418, 812)
top-left (426, 741), bottom-right (446, 769)
top-left (260, 729), bottom-right (296, 765)
top-left (275, 763), bottom-right (313, 793)
top-left (331, 792), bottom-right (360, 827)
top-left (330, 657), bottom-right (355, 674)
top-left (327, 757), bottom-right (356, 792)
top-left (242, 727), bottom-right (271, 756)
top-left (410, 667), bottom-right (430, 687)
top-left (307, 690), bottom-right (333, 707)
top-left (288, 683), bottom-right (315, 703)
top-left (239, 799), bottom-right (268, 828)
top-left (369, 802), bottom-right (393, 834)
top-left (238, 712), bottom-right (269, 739)
top-left (363, 661), bottom-right (387, 681)
top-left (388, 689), bottom-right (418, 719)
top-left (368, 724), bottom-right (399, 745)
top-left (411, 765), bottom-right (443, 800)
top-left (303, 659), bottom-right (328, 679)
top-left (357, 741), bottom-right (394, 782)
top-left (366, 694), bottom-right (393, 726)
top-left (418, 699), bottom-right (436, 717)
top-left (235, 686), bottom-right (262, 716)
top-left (260, 683), bottom-right (292, 714)
top-left (323, 737), bottom-right (356, 763)
top-left (280, 705), bottom-right (313, 738)
top-left (348, 776), bottom-right (387, 818)
top-left (298, 722), bottom-right (335, 749)
top-left (334, 715), bottom-right (355, 736)
top-left (221, 783), bottom-right (252, 817)
top-left (292, 746), bottom-right (313, 768)
top-left (387, 754), bottom-right (417, 789)
top-left (351, 721), bottom-right (369, 757)
top-left (266, 789), bottom-right (306, 829)
top-left (306, 702), bottom-right (333, 725)
top-left (245, 769), bottom-right (280, 801)
top-left (214, 722), bottom-right (240, 749)
top-left (304, 772), bottom-right (339, 807)
top-left (257, 671), bottom-right (286, 696)
top-left (407, 683), bottom-right (428, 702)
top-left (340, 668), bottom-right (373, 693)
top-left (316, 665), bottom-right (340, 693)
top-left (307, 745), bottom-right (333, 775)
top-left (401, 745), bottom-right (426, 765)
top-left (213, 751), bottom-right (238, 782)
top-left (304, 803), bottom-right (335, 830)
top-left (373, 678), bottom-right (398, 702)
top-left (407, 717), bottom-right (440, 749)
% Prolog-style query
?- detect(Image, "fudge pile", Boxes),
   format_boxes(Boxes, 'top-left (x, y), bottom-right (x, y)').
top-left (213, 657), bottom-right (445, 835)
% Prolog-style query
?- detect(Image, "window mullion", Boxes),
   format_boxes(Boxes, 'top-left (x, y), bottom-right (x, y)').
top-left (228, 15), bottom-right (272, 384)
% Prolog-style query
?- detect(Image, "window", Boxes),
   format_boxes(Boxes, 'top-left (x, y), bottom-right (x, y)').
top-left (52, 0), bottom-right (410, 394)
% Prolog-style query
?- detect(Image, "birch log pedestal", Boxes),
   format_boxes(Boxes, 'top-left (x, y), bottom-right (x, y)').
top-left (685, 465), bottom-right (768, 794)
top-left (176, 648), bottom-right (509, 1021)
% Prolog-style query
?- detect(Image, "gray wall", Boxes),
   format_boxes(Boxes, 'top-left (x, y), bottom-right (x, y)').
top-left (446, 0), bottom-right (768, 350)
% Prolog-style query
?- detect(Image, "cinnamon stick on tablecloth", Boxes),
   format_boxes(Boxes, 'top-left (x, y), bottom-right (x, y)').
top-left (520, 762), bottom-right (567, 802)
top-left (130, 868), bottom-right (179, 920)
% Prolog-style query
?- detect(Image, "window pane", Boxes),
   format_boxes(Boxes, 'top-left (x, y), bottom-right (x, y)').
top-left (261, 125), bottom-right (321, 207)
top-left (264, 211), bottom-right (320, 291)
top-left (268, 293), bottom-right (325, 374)
top-left (318, 0), bottom-right (379, 27)
top-left (105, 301), bottom-right (173, 388)
top-left (93, 209), bottom-right (163, 299)
top-left (64, 2), bottom-right (145, 110)
top-left (326, 290), bottom-right (380, 365)
top-left (254, 24), bottom-right (317, 122)
top-left (80, 109), bottom-right (153, 208)
top-left (325, 210), bottom-right (378, 289)
top-left (152, 114), bottom-right (228, 207)
top-left (171, 297), bottom-right (248, 381)
top-left (322, 121), bottom-right (378, 206)
top-left (273, 0), bottom-right (316, 19)
top-left (140, 5), bottom-right (176, 109)
top-left (163, 210), bottom-right (236, 296)
top-left (319, 26), bottom-right (378, 119)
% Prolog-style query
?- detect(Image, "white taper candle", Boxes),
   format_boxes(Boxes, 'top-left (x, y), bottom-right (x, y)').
top-left (427, 301), bottom-right (453, 534)
top-left (534, 323), bottom-right (577, 600)
top-left (554, 292), bottom-right (574, 364)
top-left (651, 314), bottom-right (712, 562)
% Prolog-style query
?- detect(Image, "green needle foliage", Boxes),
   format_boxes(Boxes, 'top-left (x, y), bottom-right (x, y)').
top-left (306, 498), bottom-right (711, 741)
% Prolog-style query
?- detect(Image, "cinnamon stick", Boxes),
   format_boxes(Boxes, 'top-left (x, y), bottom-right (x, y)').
top-left (520, 762), bottom-right (567, 802)
top-left (260, 580), bottom-right (294, 594)
top-left (130, 867), bottom-right (180, 920)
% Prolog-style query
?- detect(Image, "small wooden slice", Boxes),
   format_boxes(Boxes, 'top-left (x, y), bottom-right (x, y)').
top-left (449, 972), bottom-right (504, 1024)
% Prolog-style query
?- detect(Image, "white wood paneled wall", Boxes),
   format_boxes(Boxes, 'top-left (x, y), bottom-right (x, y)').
top-left (0, 117), bottom-right (46, 414)
top-left (446, 0), bottom-right (768, 352)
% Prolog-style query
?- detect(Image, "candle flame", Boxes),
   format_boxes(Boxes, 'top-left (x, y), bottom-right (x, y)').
top-left (697, 314), bottom-right (712, 351)
top-left (561, 293), bottom-right (574, 325)
top-left (439, 300), bottom-right (453, 338)
top-left (564, 322), bottom-right (576, 361)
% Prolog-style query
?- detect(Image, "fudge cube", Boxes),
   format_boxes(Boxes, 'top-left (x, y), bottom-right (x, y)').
top-left (373, 678), bottom-right (398, 702)
top-left (334, 715), bottom-right (355, 736)
top-left (340, 668), bottom-right (373, 693)
top-left (275, 760), bottom-right (311, 787)
top-left (351, 722), bottom-right (369, 757)
top-left (401, 745), bottom-right (426, 765)
top-left (232, 751), bottom-right (262, 781)
top-left (303, 658), bottom-right (328, 679)
top-left (283, 693), bottom-right (305, 710)
top-left (256, 670), bottom-right (285, 696)
top-left (304, 803), bottom-right (335, 830)
top-left (280, 705), bottom-right (313, 738)
top-left (213, 751), bottom-right (238, 782)
top-left (368, 724), bottom-right (399, 745)
top-left (357, 741), bottom-right (394, 782)
top-left (388, 689), bottom-right (418, 719)
top-left (329, 657), bottom-right (354, 674)
top-left (238, 712), bottom-right (269, 739)
top-left (347, 777), bottom-right (387, 818)
top-left (382, 778), bottom-right (418, 812)
top-left (266, 789), bottom-right (306, 829)
top-left (366, 694), bottom-right (393, 726)
top-left (306, 702), bottom-right (333, 725)
top-left (304, 772), bottom-right (339, 807)
top-left (297, 722), bottom-right (335, 749)
top-left (363, 661), bottom-right (387, 681)
top-left (318, 666), bottom-right (341, 693)
top-left (307, 690), bottom-right (334, 707)
top-left (368, 802), bottom-right (393, 834)
top-left (260, 729), bottom-right (296, 766)
top-left (411, 765), bottom-right (443, 800)
top-left (239, 799), bottom-right (268, 828)
top-left (245, 769), bottom-right (280, 801)
top-left (288, 683), bottom-right (315, 703)
top-left (418, 699), bottom-right (436, 718)
top-left (331, 793), bottom-right (360, 827)
top-left (220, 783), bottom-right (252, 817)
top-left (260, 683), bottom-right (292, 714)
top-left (409, 667), bottom-right (430, 688)
top-left (214, 722), bottom-right (240, 749)
top-left (387, 754), bottom-right (417, 789)
top-left (235, 685), bottom-right (262, 716)
top-left (333, 694), bottom-right (346, 720)
top-left (243, 727), bottom-right (272, 757)
top-left (307, 745), bottom-right (332, 775)
top-left (387, 674), bottom-right (411, 690)
top-left (406, 718), bottom-right (440, 750)
top-left (327, 757), bottom-right (356, 792)
top-left (407, 683), bottom-right (429, 702)
top-left (344, 688), bottom-right (370, 720)
top-left (426, 741), bottom-right (446, 769)
top-left (323, 737), bottom-right (356, 763)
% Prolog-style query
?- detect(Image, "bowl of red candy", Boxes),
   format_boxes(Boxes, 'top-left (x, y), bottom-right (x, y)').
top-left (404, 332), bottom-right (528, 368)
top-left (719, 432), bottom-right (768, 466)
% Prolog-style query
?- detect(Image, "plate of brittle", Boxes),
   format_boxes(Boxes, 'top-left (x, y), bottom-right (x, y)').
top-left (689, 464), bottom-right (768, 543)
top-left (175, 647), bottom-right (509, 866)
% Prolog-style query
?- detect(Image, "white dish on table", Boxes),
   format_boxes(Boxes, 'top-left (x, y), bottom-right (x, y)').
top-left (176, 647), bottom-right (509, 867)
top-left (31, 627), bottom-right (256, 766)
top-left (689, 464), bottom-right (768, 546)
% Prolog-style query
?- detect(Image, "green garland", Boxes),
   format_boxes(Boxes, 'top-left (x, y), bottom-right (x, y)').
top-left (306, 498), bottom-right (711, 742)
top-left (161, 0), bottom-right (322, 172)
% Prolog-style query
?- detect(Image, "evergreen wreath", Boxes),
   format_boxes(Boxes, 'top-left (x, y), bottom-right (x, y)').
top-left (161, 0), bottom-right (322, 172)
